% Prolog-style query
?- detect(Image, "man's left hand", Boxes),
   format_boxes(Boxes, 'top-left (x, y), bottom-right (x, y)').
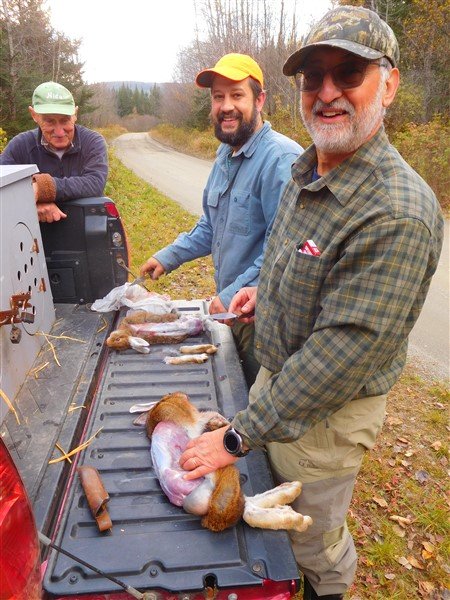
top-left (37, 202), bottom-right (67, 223)
top-left (209, 296), bottom-right (227, 316)
top-left (179, 426), bottom-right (237, 480)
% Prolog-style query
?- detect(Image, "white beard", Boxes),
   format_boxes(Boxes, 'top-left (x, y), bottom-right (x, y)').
top-left (301, 79), bottom-right (386, 154)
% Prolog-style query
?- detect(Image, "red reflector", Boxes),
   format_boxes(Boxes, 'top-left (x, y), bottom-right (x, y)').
top-left (0, 439), bottom-right (41, 600)
top-left (104, 201), bottom-right (120, 217)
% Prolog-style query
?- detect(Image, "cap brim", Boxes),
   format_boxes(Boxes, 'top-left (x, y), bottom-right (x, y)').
top-left (283, 39), bottom-right (385, 76)
top-left (196, 66), bottom-right (260, 88)
top-left (33, 104), bottom-right (76, 116)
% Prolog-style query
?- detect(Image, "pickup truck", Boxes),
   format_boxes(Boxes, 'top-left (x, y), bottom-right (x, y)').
top-left (0, 165), bottom-right (301, 599)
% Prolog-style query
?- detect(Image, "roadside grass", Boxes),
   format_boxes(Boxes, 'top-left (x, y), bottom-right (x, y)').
top-left (105, 149), bottom-right (215, 299)
top-left (106, 148), bottom-right (449, 600)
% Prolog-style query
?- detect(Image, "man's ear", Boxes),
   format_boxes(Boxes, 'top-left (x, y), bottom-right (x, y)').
top-left (256, 90), bottom-right (266, 113)
top-left (28, 106), bottom-right (40, 123)
top-left (382, 67), bottom-right (400, 108)
top-left (73, 106), bottom-right (79, 122)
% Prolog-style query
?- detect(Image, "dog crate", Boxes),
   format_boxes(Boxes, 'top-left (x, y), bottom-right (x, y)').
top-left (0, 165), bottom-right (55, 419)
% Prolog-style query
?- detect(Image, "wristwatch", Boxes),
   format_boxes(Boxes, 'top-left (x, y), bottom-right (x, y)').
top-left (223, 427), bottom-right (250, 457)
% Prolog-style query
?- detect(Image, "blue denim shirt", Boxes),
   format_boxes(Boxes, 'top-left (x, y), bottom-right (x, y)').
top-left (154, 122), bottom-right (302, 307)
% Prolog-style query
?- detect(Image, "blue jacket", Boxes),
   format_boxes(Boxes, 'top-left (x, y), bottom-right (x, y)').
top-left (154, 122), bottom-right (303, 308)
top-left (0, 125), bottom-right (108, 200)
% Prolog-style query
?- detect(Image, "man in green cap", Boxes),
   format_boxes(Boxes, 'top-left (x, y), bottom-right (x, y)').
top-left (177, 6), bottom-right (444, 599)
top-left (0, 81), bottom-right (107, 223)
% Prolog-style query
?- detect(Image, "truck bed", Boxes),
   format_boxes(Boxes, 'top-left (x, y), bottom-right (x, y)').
top-left (4, 300), bottom-right (300, 597)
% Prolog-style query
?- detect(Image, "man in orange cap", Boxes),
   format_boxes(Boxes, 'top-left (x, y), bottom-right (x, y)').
top-left (140, 53), bottom-right (302, 387)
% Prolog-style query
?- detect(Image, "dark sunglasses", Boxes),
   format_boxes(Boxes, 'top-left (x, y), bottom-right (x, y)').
top-left (295, 59), bottom-right (383, 92)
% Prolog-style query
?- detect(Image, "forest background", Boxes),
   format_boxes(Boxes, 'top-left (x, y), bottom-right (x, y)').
top-left (0, 0), bottom-right (449, 211)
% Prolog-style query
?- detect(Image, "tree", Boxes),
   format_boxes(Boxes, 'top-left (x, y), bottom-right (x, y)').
top-left (0, 0), bottom-right (86, 136)
top-left (173, 0), bottom-right (301, 125)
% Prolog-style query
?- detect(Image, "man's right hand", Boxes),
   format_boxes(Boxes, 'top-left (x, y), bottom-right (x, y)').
top-left (228, 286), bottom-right (258, 324)
top-left (37, 202), bottom-right (67, 223)
top-left (139, 257), bottom-right (166, 280)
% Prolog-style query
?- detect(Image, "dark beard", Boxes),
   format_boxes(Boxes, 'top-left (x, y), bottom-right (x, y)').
top-left (214, 106), bottom-right (259, 147)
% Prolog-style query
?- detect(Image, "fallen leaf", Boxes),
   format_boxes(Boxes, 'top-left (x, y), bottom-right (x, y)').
top-left (430, 440), bottom-right (442, 451)
top-left (384, 573), bottom-right (396, 580)
top-left (422, 541), bottom-right (436, 553)
top-left (396, 556), bottom-right (412, 569)
top-left (373, 496), bottom-right (388, 508)
top-left (407, 555), bottom-right (425, 569)
top-left (418, 581), bottom-right (435, 596)
top-left (415, 470), bottom-right (430, 484)
top-left (390, 515), bottom-right (413, 527)
top-left (397, 437), bottom-right (410, 445)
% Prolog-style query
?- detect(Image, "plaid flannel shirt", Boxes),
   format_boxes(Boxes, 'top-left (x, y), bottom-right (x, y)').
top-left (233, 127), bottom-right (444, 446)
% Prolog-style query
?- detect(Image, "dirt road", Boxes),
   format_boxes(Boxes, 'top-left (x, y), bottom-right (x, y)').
top-left (113, 132), bottom-right (449, 380)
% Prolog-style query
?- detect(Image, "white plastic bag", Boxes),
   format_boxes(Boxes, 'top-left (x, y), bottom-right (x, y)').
top-left (91, 283), bottom-right (175, 314)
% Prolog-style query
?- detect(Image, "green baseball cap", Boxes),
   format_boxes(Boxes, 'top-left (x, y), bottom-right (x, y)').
top-left (283, 5), bottom-right (400, 76)
top-left (32, 81), bottom-right (76, 115)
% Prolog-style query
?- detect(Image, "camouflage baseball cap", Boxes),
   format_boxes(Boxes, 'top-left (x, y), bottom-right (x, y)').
top-left (283, 5), bottom-right (399, 76)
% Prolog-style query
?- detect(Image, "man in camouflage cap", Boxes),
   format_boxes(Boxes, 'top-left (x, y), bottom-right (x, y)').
top-left (178, 6), bottom-right (444, 600)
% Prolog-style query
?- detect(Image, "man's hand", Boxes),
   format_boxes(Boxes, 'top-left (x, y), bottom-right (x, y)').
top-left (37, 202), bottom-right (67, 223)
top-left (139, 257), bottom-right (166, 280)
top-left (229, 286), bottom-right (258, 324)
top-left (179, 427), bottom-right (238, 480)
top-left (209, 296), bottom-right (227, 316)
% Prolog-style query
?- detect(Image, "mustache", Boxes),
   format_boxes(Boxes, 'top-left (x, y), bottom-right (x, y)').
top-left (312, 99), bottom-right (355, 117)
top-left (218, 111), bottom-right (242, 122)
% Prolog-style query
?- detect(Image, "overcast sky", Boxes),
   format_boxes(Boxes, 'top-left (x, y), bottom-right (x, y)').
top-left (45, 0), bottom-right (332, 84)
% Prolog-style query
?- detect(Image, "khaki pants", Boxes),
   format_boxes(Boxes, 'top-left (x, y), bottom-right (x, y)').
top-left (249, 367), bottom-right (387, 596)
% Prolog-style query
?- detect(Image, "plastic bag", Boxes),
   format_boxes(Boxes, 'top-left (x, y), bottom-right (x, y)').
top-left (91, 283), bottom-right (175, 314)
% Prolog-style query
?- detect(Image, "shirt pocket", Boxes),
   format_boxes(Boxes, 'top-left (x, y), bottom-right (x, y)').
top-left (279, 249), bottom-right (331, 343)
top-left (228, 191), bottom-right (251, 236)
top-left (206, 190), bottom-right (220, 209)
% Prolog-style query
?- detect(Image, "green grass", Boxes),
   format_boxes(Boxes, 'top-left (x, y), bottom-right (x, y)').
top-left (105, 149), bottom-right (215, 300)
top-left (105, 145), bottom-right (449, 600)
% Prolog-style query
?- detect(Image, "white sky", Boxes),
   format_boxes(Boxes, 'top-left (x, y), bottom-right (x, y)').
top-left (45, 0), bottom-right (332, 84)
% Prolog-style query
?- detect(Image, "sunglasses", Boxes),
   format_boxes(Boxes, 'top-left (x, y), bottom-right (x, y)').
top-left (295, 59), bottom-right (383, 92)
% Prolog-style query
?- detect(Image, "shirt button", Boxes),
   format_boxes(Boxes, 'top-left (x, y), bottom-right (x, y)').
top-left (216, 242), bottom-right (220, 247)
top-left (284, 238), bottom-right (289, 245)
top-left (255, 342), bottom-right (262, 349)
top-left (220, 218), bottom-right (224, 223)
top-left (300, 203), bottom-right (305, 209)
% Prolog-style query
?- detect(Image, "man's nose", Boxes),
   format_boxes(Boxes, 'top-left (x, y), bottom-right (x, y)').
top-left (317, 72), bottom-right (343, 104)
top-left (53, 124), bottom-right (66, 136)
top-left (221, 96), bottom-right (235, 112)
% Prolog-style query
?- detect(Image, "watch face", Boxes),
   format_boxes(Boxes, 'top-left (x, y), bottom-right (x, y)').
top-left (225, 430), bottom-right (240, 454)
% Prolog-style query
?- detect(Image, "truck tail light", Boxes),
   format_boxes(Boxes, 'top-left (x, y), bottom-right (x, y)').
top-left (0, 438), bottom-right (42, 600)
top-left (103, 201), bottom-right (119, 217)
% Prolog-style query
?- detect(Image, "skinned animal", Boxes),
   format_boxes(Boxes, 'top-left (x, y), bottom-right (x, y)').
top-left (106, 311), bottom-right (203, 350)
top-left (139, 392), bottom-right (313, 533)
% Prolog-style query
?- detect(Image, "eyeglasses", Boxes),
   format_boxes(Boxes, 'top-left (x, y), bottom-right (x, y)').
top-left (295, 59), bottom-right (383, 92)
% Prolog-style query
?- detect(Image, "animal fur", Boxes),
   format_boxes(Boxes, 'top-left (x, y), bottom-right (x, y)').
top-left (106, 310), bottom-right (184, 349)
top-left (144, 392), bottom-right (312, 533)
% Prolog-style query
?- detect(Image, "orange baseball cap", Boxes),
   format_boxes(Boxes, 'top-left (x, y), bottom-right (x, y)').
top-left (196, 53), bottom-right (264, 88)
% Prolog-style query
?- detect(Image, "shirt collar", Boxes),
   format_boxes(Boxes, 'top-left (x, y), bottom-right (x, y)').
top-left (292, 126), bottom-right (390, 205)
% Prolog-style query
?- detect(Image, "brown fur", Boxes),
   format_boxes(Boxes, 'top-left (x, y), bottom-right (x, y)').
top-left (146, 392), bottom-right (244, 532)
top-left (201, 465), bottom-right (244, 532)
top-left (145, 392), bottom-right (197, 436)
top-left (106, 311), bottom-right (185, 350)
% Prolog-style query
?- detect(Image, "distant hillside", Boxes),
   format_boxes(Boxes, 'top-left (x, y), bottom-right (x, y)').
top-left (101, 81), bottom-right (165, 92)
